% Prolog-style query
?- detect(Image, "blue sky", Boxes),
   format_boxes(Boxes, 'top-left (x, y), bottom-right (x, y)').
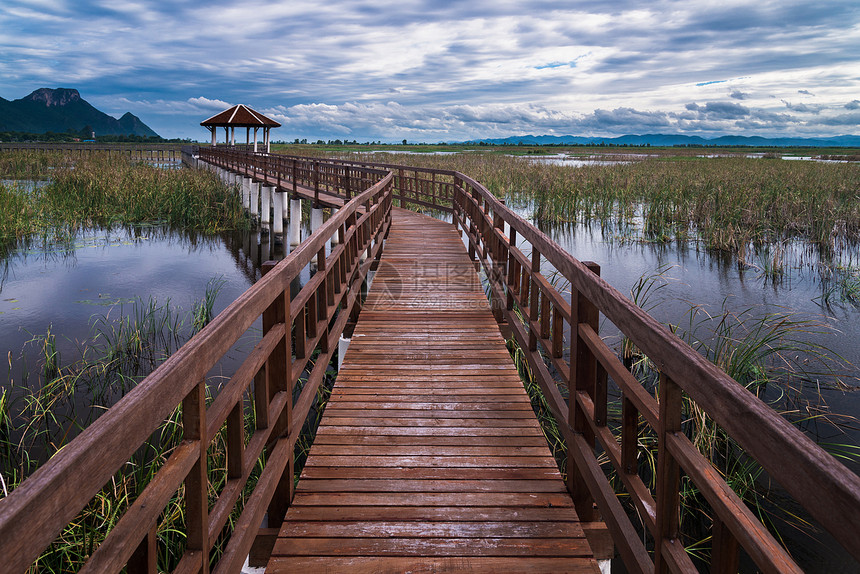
top-left (1, 0), bottom-right (859, 141)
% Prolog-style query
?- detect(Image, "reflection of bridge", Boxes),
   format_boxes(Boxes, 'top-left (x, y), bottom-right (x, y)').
top-left (2, 149), bottom-right (859, 573)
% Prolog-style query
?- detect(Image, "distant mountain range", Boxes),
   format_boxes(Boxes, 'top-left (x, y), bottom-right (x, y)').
top-left (465, 133), bottom-right (860, 148)
top-left (0, 88), bottom-right (159, 138)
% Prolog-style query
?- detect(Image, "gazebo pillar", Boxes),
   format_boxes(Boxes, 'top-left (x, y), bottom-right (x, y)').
top-left (210, 127), bottom-right (216, 146)
top-left (254, 127), bottom-right (259, 153)
top-left (230, 126), bottom-right (235, 146)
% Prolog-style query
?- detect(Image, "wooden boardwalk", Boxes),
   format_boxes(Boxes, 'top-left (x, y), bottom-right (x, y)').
top-left (267, 209), bottom-right (599, 572)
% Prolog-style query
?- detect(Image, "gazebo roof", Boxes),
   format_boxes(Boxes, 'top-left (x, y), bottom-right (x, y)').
top-left (200, 104), bottom-right (281, 128)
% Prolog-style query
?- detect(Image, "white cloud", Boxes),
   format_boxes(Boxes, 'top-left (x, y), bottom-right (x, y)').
top-left (1, 0), bottom-right (858, 140)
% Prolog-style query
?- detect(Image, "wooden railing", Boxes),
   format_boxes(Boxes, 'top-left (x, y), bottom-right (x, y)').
top-left (299, 154), bottom-right (458, 213)
top-left (199, 147), bottom-right (389, 208)
top-left (200, 147), bottom-right (458, 213)
top-left (450, 172), bottom-right (860, 573)
top-left (0, 142), bottom-right (184, 160)
top-left (2, 148), bottom-right (858, 573)
top-left (0, 159), bottom-right (392, 573)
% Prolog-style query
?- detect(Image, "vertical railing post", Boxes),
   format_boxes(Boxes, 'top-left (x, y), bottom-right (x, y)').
top-left (507, 227), bottom-right (517, 311)
top-left (568, 261), bottom-right (600, 521)
top-left (711, 517), bottom-right (740, 574)
top-left (621, 397), bottom-right (639, 475)
top-left (528, 249), bottom-right (540, 352)
top-left (452, 175), bottom-right (461, 232)
top-left (127, 527), bottom-right (157, 574)
top-left (313, 161), bottom-right (320, 207)
top-left (291, 159), bottom-right (297, 193)
top-left (261, 262), bottom-right (294, 527)
top-left (345, 166), bottom-right (352, 199)
top-left (183, 379), bottom-right (209, 574)
top-left (317, 244), bottom-right (330, 353)
top-left (491, 204), bottom-right (506, 326)
top-left (655, 372), bottom-right (683, 573)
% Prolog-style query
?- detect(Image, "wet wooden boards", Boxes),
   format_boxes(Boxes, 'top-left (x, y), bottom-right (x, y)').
top-left (267, 209), bottom-right (599, 573)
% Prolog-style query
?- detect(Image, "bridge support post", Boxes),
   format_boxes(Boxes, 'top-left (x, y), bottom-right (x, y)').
top-left (250, 181), bottom-right (260, 223)
top-left (330, 208), bottom-right (339, 244)
top-left (272, 190), bottom-right (285, 243)
top-left (338, 335), bottom-right (350, 370)
top-left (289, 198), bottom-right (302, 248)
top-left (242, 177), bottom-right (252, 211)
top-left (261, 185), bottom-right (272, 234)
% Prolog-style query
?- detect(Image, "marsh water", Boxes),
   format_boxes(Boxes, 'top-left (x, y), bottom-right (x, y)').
top-left (2, 165), bottom-right (859, 571)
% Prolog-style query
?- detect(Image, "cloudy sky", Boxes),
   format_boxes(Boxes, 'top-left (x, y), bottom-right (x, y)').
top-left (1, 0), bottom-right (859, 141)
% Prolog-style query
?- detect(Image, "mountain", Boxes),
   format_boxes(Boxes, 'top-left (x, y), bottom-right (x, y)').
top-left (467, 133), bottom-right (860, 148)
top-left (0, 88), bottom-right (159, 138)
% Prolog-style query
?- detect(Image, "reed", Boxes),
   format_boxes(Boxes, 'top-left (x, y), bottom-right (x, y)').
top-left (296, 147), bottom-right (860, 256)
top-left (0, 151), bottom-right (249, 256)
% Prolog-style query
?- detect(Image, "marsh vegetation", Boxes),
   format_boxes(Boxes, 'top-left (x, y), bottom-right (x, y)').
top-left (2, 145), bottom-right (858, 570)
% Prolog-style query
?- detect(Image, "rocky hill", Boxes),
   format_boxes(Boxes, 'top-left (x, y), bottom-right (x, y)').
top-left (0, 88), bottom-right (159, 137)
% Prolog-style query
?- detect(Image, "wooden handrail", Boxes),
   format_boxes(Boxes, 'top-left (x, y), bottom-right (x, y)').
top-left (450, 171), bottom-right (860, 572)
top-left (0, 155), bottom-right (393, 573)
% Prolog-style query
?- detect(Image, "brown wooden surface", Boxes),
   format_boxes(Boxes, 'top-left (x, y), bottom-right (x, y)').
top-left (268, 209), bottom-right (599, 573)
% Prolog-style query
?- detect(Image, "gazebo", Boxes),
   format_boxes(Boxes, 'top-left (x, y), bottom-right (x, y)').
top-left (201, 104), bottom-right (281, 152)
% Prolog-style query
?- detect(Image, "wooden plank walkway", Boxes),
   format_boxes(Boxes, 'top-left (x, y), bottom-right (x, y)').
top-left (267, 208), bottom-right (599, 573)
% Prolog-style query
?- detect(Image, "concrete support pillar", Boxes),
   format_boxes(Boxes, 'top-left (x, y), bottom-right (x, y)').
top-left (254, 127), bottom-right (259, 153)
top-left (310, 207), bottom-right (324, 266)
top-left (242, 178), bottom-right (252, 210)
top-left (272, 191), bottom-right (285, 242)
top-left (330, 208), bottom-right (340, 245)
top-left (338, 335), bottom-right (350, 370)
top-left (289, 198), bottom-right (302, 248)
top-left (249, 181), bottom-right (260, 222)
top-left (261, 185), bottom-right (272, 233)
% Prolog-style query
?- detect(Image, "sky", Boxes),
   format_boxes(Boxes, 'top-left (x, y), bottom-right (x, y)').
top-left (1, 0), bottom-right (859, 142)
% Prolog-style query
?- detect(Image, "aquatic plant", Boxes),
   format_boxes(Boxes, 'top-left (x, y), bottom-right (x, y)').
top-left (294, 147), bottom-right (860, 256)
top-left (0, 151), bottom-right (249, 252)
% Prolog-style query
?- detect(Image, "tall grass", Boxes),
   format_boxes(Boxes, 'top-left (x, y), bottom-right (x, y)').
top-left (297, 147), bottom-right (860, 255)
top-left (0, 151), bottom-right (248, 255)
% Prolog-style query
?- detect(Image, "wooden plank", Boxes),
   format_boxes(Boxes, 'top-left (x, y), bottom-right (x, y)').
top-left (267, 556), bottom-right (599, 573)
top-left (268, 208), bottom-right (598, 572)
top-left (272, 536), bottom-right (593, 557)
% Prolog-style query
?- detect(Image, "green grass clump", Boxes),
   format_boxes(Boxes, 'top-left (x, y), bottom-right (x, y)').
top-left (0, 183), bottom-right (37, 244)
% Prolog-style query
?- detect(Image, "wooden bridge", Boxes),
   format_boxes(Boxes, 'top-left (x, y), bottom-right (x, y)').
top-left (1, 147), bottom-right (858, 573)
top-left (0, 141), bottom-right (185, 161)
